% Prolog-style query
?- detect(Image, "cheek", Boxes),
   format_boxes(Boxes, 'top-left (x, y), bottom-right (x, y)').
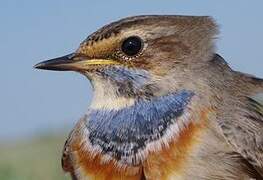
top-left (103, 67), bottom-right (150, 86)
top-left (131, 50), bottom-right (174, 75)
top-left (139, 38), bottom-right (191, 70)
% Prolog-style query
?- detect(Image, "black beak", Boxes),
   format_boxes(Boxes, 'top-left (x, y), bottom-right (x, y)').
top-left (34, 53), bottom-right (77, 71)
top-left (34, 53), bottom-right (119, 72)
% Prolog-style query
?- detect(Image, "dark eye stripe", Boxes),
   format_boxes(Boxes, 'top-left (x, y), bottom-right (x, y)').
top-left (121, 36), bottom-right (143, 57)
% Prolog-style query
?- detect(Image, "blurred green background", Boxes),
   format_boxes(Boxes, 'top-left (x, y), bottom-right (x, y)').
top-left (0, 133), bottom-right (70, 180)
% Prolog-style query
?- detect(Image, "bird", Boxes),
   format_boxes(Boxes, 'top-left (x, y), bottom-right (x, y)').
top-left (34, 15), bottom-right (263, 180)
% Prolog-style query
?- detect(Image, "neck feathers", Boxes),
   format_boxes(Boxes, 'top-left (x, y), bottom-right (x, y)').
top-left (86, 90), bottom-right (194, 165)
top-left (88, 66), bottom-right (158, 110)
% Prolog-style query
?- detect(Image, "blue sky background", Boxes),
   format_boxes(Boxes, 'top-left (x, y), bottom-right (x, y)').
top-left (0, 1), bottom-right (262, 139)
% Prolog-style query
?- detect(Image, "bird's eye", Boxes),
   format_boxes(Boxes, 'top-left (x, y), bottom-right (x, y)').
top-left (121, 36), bottom-right (143, 57)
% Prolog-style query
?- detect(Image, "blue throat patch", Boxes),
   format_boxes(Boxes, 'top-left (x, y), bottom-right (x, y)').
top-left (86, 90), bottom-right (194, 164)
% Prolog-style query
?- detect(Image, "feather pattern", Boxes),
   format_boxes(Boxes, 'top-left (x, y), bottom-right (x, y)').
top-left (87, 90), bottom-right (194, 165)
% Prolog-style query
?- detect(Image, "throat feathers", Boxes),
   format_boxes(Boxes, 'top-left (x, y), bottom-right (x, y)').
top-left (86, 90), bottom-right (194, 165)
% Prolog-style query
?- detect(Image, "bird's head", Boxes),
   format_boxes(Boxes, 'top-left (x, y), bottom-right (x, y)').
top-left (35, 15), bottom-right (218, 109)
